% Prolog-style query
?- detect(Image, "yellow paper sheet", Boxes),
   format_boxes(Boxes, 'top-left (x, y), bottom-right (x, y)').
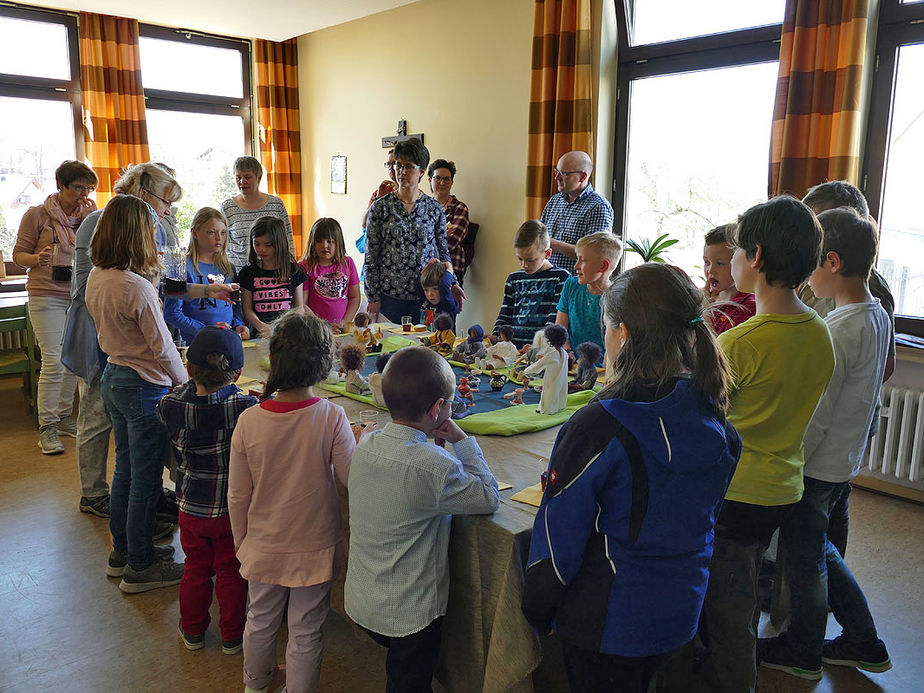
top-left (241, 340), bottom-right (259, 348)
top-left (510, 482), bottom-right (544, 508)
top-left (497, 481), bottom-right (513, 491)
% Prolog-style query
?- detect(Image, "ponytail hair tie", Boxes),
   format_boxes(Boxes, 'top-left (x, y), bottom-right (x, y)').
top-left (689, 316), bottom-right (704, 325)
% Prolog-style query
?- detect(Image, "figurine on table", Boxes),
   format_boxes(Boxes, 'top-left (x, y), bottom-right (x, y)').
top-left (368, 351), bottom-right (392, 408)
top-left (452, 324), bottom-right (487, 364)
top-left (353, 312), bottom-right (383, 353)
top-left (339, 344), bottom-right (371, 395)
top-left (420, 313), bottom-right (455, 353)
top-left (503, 387), bottom-right (525, 406)
top-left (457, 376), bottom-right (477, 408)
top-left (509, 328), bottom-right (550, 384)
top-left (523, 324), bottom-right (569, 415)
top-left (571, 341), bottom-right (602, 391)
top-left (475, 325), bottom-right (518, 370)
top-left (489, 370), bottom-right (508, 391)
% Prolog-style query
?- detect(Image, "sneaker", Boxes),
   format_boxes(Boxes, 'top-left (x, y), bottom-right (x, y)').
top-left (178, 622), bottom-right (205, 651)
top-left (157, 487), bottom-right (179, 524)
top-left (221, 636), bottom-right (243, 655)
top-left (107, 545), bottom-right (176, 577)
top-left (118, 558), bottom-right (184, 593)
top-left (823, 635), bottom-right (892, 673)
top-left (79, 494), bottom-right (110, 518)
top-left (757, 634), bottom-right (822, 681)
top-left (245, 665), bottom-right (286, 693)
top-left (56, 416), bottom-right (78, 437)
top-left (153, 520), bottom-right (177, 541)
top-left (38, 426), bottom-right (65, 455)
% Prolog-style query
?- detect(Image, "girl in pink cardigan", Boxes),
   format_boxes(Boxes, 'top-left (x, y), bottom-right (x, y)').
top-left (229, 311), bottom-right (355, 693)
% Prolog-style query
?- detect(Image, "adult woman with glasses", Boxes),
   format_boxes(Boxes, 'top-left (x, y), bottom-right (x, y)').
top-left (427, 158), bottom-right (473, 285)
top-left (13, 160), bottom-right (98, 457)
top-left (364, 139), bottom-right (463, 323)
top-left (221, 156), bottom-right (294, 274)
top-left (61, 163), bottom-right (235, 522)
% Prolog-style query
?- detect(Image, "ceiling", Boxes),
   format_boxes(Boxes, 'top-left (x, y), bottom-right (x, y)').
top-left (26, 0), bottom-right (423, 41)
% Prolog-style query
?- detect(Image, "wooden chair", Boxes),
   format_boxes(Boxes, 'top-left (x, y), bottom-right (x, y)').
top-left (0, 304), bottom-right (39, 428)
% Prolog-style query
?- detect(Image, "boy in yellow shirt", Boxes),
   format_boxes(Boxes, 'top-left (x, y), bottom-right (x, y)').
top-left (670, 196), bottom-right (835, 693)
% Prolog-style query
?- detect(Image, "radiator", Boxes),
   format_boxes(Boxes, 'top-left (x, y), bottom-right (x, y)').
top-left (863, 384), bottom-right (924, 490)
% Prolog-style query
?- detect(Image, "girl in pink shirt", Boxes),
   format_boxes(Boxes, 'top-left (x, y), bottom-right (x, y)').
top-left (229, 311), bottom-right (355, 693)
top-left (298, 217), bottom-right (360, 334)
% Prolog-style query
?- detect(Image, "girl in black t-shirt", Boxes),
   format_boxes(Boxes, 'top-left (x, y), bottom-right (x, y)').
top-left (237, 216), bottom-right (307, 335)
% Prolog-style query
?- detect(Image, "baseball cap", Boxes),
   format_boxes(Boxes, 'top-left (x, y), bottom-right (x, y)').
top-left (187, 326), bottom-right (244, 371)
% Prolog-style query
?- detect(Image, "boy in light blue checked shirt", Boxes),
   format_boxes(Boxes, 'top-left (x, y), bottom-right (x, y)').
top-left (345, 346), bottom-right (499, 691)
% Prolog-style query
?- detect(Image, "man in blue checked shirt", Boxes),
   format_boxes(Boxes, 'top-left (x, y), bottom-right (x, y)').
top-left (541, 150), bottom-right (615, 275)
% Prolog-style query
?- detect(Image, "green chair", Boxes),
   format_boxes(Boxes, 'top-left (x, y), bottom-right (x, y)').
top-left (0, 303), bottom-right (39, 428)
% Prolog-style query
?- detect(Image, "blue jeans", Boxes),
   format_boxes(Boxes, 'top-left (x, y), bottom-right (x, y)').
top-left (100, 364), bottom-right (170, 571)
top-left (379, 294), bottom-right (422, 325)
top-left (780, 477), bottom-right (878, 664)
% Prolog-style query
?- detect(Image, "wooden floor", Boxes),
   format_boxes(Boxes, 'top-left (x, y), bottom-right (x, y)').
top-left (0, 375), bottom-right (921, 692)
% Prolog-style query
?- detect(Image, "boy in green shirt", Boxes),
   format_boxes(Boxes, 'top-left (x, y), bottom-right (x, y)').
top-left (668, 196), bottom-right (835, 693)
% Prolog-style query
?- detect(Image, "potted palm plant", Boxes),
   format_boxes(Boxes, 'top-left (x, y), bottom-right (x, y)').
top-left (624, 233), bottom-right (679, 263)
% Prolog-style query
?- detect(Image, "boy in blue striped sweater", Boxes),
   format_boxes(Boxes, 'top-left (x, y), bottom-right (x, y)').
top-left (493, 220), bottom-right (570, 348)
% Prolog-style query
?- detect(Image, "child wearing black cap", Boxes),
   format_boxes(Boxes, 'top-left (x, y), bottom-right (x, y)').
top-left (156, 326), bottom-right (258, 655)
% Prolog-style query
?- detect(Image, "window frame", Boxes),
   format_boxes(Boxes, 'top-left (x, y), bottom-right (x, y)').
top-left (611, 1), bottom-right (781, 268)
top-left (861, 0), bottom-right (924, 334)
top-left (0, 4), bottom-right (84, 159)
top-left (138, 23), bottom-right (253, 151)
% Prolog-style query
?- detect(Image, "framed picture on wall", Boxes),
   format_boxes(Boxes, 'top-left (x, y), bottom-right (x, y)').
top-left (331, 155), bottom-right (347, 194)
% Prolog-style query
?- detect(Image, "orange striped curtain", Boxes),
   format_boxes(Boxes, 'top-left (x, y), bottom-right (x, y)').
top-left (769, 0), bottom-right (870, 199)
top-left (79, 12), bottom-right (150, 206)
top-left (255, 39), bottom-right (303, 254)
top-left (526, 0), bottom-right (594, 219)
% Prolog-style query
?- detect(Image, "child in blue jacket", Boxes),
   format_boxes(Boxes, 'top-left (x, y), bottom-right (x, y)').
top-left (523, 263), bottom-right (740, 692)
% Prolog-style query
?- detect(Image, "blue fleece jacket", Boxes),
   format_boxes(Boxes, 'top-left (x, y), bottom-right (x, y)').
top-left (523, 378), bottom-right (740, 657)
top-left (163, 259), bottom-right (244, 344)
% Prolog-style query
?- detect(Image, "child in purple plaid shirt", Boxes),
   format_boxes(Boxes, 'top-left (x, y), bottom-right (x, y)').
top-left (156, 326), bottom-right (257, 654)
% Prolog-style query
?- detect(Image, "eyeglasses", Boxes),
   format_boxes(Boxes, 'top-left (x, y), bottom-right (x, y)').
top-left (394, 162), bottom-right (421, 173)
top-left (143, 188), bottom-right (172, 208)
top-left (431, 175), bottom-right (452, 183)
top-left (70, 184), bottom-right (96, 194)
top-left (383, 161), bottom-right (396, 169)
top-left (553, 169), bottom-right (583, 178)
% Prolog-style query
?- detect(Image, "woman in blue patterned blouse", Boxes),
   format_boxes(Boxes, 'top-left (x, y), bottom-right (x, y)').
top-left (364, 139), bottom-right (457, 323)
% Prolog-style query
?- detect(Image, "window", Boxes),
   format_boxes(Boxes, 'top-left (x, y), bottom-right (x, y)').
top-left (629, 0), bottom-right (785, 47)
top-left (138, 25), bottom-right (252, 243)
top-left (863, 0), bottom-right (924, 329)
top-left (613, 8), bottom-right (781, 279)
top-left (0, 6), bottom-right (81, 261)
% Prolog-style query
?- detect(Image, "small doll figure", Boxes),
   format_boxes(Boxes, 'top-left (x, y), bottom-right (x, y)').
top-left (503, 387), bottom-right (525, 406)
top-left (421, 313), bottom-right (456, 352)
top-left (457, 376), bottom-right (477, 408)
top-left (477, 325), bottom-right (518, 370)
top-left (353, 312), bottom-right (383, 353)
top-left (453, 324), bottom-right (488, 364)
top-left (523, 324), bottom-right (569, 415)
top-left (340, 343), bottom-right (371, 395)
top-left (571, 341), bottom-right (602, 391)
top-left (368, 351), bottom-right (392, 408)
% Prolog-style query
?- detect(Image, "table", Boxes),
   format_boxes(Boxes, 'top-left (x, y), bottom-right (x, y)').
top-left (242, 339), bottom-right (560, 692)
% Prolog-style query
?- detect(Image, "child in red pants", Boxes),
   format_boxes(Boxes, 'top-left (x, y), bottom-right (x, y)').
top-left (156, 326), bottom-right (257, 653)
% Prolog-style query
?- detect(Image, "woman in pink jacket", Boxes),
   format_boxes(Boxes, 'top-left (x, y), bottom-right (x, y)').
top-left (13, 160), bottom-right (97, 455)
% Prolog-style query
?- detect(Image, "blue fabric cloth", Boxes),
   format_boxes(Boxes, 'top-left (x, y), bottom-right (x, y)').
top-left (363, 193), bottom-right (450, 303)
top-left (345, 423), bottom-right (499, 637)
top-left (493, 266), bottom-right (570, 348)
top-left (556, 276), bottom-right (604, 363)
top-left (101, 363), bottom-right (170, 571)
top-left (523, 379), bottom-right (740, 657)
top-left (540, 183), bottom-right (615, 274)
top-left (163, 259), bottom-right (245, 344)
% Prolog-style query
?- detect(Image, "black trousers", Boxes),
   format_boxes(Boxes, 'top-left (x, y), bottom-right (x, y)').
top-left (562, 640), bottom-right (669, 693)
top-left (362, 617), bottom-right (443, 693)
